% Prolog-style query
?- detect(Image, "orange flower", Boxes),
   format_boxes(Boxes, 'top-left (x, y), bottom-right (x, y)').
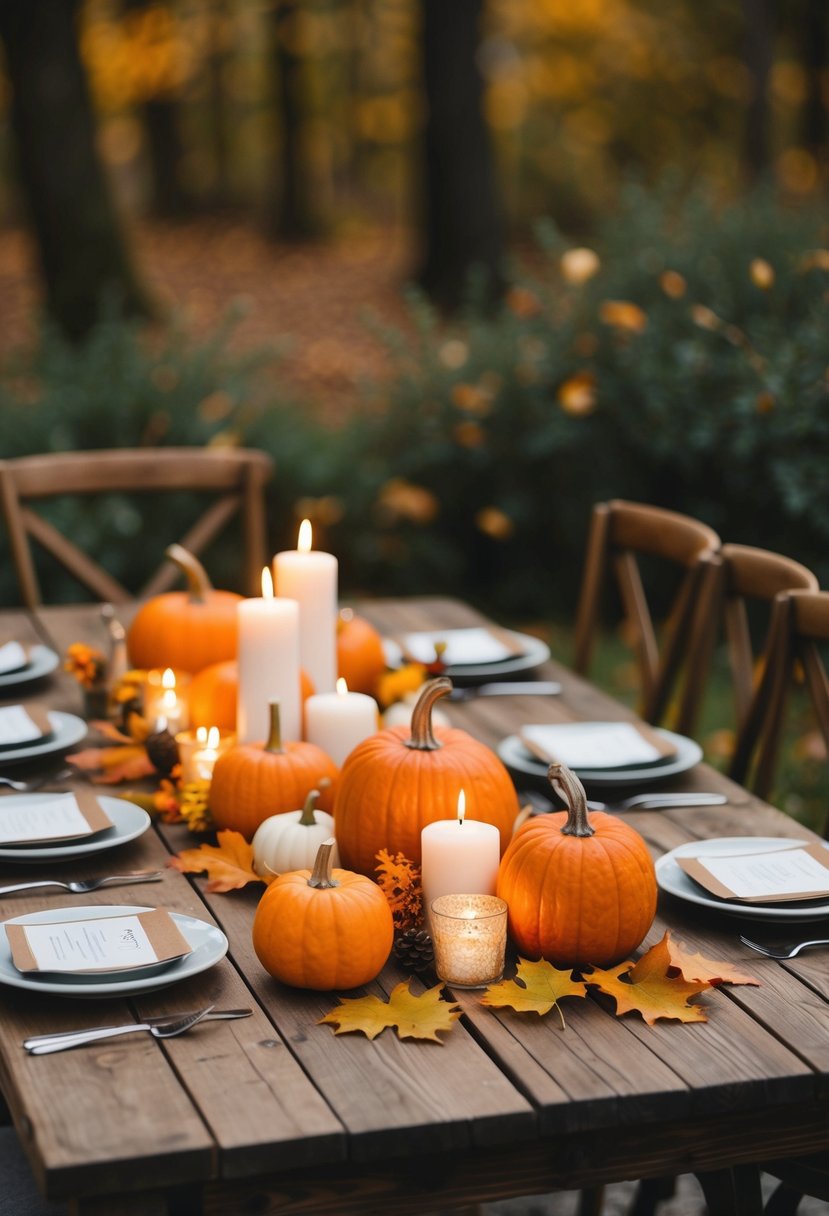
top-left (506, 286), bottom-right (543, 318)
top-left (750, 258), bottom-right (775, 290)
top-left (660, 270), bottom-right (687, 299)
top-left (377, 479), bottom-right (439, 524)
top-left (598, 300), bottom-right (647, 333)
top-left (476, 507), bottom-right (514, 540)
top-left (64, 643), bottom-right (107, 689)
top-left (376, 663), bottom-right (428, 710)
top-left (558, 370), bottom-right (597, 416)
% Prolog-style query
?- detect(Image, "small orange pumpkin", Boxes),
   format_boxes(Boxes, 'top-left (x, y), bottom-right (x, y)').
top-left (337, 608), bottom-right (386, 695)
top-left (334, 677), bottom-right (519, 876)
top-left (210, 702), bottom-right (338, 839)
top-left (189, 660), bottom-right (315, 731)
top-left (127, 545), bottom-right (241, 674)
top-left (252, 837), bottom-right (393, 990)
top-left (497, 762), bottom-right (657, 968)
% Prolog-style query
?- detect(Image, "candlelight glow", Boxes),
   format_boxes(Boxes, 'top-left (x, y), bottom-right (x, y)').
top-left (298, 518), bottom-right (313, 553)
top-left (336, 677), bottom-right (349, 696)
top-left (261, 566), bottom-right (274, 599)
top-left (196, 726), bottom-right (207, 744)
top-left (206, 726), bottom-right (220, 748)
top-left (457, 788), bottom-right (466, 824)
top-left (162, 668), bottom-right (175, 690)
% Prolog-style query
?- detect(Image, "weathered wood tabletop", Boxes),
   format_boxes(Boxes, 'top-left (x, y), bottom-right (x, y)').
top-left (0, 597), bottom-right (826, 1216)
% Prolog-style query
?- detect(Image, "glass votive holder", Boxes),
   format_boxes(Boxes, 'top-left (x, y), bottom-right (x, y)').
top-left (175, 726), bottom-right (235, 784)
top-left (144, 668), bottom-right (191, 734)
top-left (430, 893), bottom-right (508, 989)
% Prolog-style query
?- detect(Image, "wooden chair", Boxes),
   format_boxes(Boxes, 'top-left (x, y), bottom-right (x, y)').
top-left (572, 499), bottom-right (721, 726)
top-left (0, 447), bottom-right (274, 605)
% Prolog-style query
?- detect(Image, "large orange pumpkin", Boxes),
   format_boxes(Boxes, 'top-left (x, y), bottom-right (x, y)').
top-left (210, 701), bottom-right (338, 839)
top-left (189, 660), bottom-right (315, 731)
top-left (497, 762), bottom-right (657, 968)
top-left (253, 838), bottom-right (393, 990)
top-left (127, 545), bottom-right (241, 674)
top-left (336, 608), bottom-right (386, 695)
top-left (334, 677), bottom-right (519, 876)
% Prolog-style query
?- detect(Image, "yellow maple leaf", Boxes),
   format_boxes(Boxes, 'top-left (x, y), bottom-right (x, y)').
top-left (481, 957), bottom-right (587, 1028)
top-left (168, 829), bottom-right (266, 893)
top-left (585, 933), bottom-right (711, 1025)
top-left (665, 932), bottom-right (760, 987)
top-left (319, 981), bottom-right (460, 1043)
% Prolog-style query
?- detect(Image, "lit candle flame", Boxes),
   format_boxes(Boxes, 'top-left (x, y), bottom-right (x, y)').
top-left (297, 518), bottom-right (312, 553)
top-left (206, 726), bottom-right (220, 749)
top-left (261, 566), bottom-right (274, 599)
top-left (457, 788), bottom-right (466, 825)
top-left (196, 726), bottom-right (207, 744)
top-left (162, 668), bottom-right (175, 690)
top-left (336, 677), bottom-right (348, 696)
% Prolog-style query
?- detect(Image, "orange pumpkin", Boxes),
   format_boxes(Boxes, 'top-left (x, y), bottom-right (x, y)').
top-left (253, 838), bottom-right (393, 990)
top-left (189, 660), bottom-right (315, 731)
top-left (334, 677), bottom-right (519, 876)
top-left (497, 762), bottom-right (657, 968)
top-left (127, 545), bottom-right (241, 674)
top-left (337, 608), bottom-right (386, 695)
top-left (210, 702), bottom-right (338, 839)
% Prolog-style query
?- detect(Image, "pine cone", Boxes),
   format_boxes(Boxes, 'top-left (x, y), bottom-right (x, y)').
top-left (145, 727), bottom-right (180, 775)
top-left (394, 928), bottom-right (434, 974)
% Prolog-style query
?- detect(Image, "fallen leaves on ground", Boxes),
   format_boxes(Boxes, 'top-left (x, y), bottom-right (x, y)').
top-left (481, 957), bottom-right (587, 1028)
top-left (168, 829), bottom-right (266, 892)
top-left (319, 980), bottom-right (461, 1043)
top-left (666, 933), bottom-right (760, 987)
top-left (67, 714), bottom-right (156, 784)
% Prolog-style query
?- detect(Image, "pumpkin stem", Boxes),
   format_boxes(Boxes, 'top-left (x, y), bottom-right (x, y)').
top-left (405, 676), bottom-right (452, 751)
top-left (299, 789), bottom-right (320, 826)
top-left (307, 837), bottom-right (340, 888)
top-left (548, 762), bottom-right (595, 838)
top-left (165, 544), bottom-right (213, 604)
top-left (265, 701), bottom-right (285, 754)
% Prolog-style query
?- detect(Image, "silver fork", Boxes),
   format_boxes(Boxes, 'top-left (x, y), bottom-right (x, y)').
top-left (25, 1006), bottom-right (216, 1054)
top-left (0, 870), bottom-right (164, 896)
top-left (739, 935), bottom-right (829, 960)
top-left (23, 1008), bottom-right (252, 1051)
top-left (586, 793), bottom-right (727, 813)
top-left (0, 768), bottom-right (74, 793)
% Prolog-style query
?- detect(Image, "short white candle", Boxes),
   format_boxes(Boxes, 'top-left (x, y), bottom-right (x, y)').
top-left (273, 519), bottom-right (338, 695)
top-left (176, 726), bottom-right (234, 783)
top-left (421, 790), bottom-right (501, 925)
top-left (237, 568), bottom-right (301, 744)
top-left (304, 678), bottom-right (377, 768)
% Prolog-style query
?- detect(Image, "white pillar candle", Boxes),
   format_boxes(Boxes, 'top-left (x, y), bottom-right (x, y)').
top-left (304, 678), bottom-right (378, 768)
top-left (237, 568), bottom-right (301, 744)
top-left (421, 790), bottom-right (501, 926)
top-left (273, 519), bottom-right (338, 695)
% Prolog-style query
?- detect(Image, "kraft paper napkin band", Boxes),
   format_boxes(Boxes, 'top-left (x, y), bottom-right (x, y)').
top-left (520, 720), bottom-right (676, 769)
top-left (0, 641), bottom-right (31, 675)
top-left (0, 704), bottom-right (53, 749)
top-left (0, 790), bottom-right (114, 846)
top-left (396, 626), bottom-right (525, 666)
top-left (677, 842), bottom-right (829, 904)
top-left (7, 909), bottom-right (192, 974)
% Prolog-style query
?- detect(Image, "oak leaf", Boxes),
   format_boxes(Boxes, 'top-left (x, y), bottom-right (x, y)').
top-left (168, 829), bottom-right (266, 892)
top-left (319, 981), bottom-right (460, 1043)
top-left (481, 957), bottom-right (587, 1028)
top-left (585, 933), bottom-right (710, 1025)
top-left (666, 932), bottom-right (760, 987)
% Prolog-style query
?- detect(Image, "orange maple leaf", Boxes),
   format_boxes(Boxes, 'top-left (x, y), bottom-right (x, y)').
top-left (168, 829), bottom-right (266, 893)
top-left (67, 744), bottom-right (156, 784)
top-left (319, 981), bottom-right (460, 1043)
top-left (585, 933), bottom-right (711, 1025)
top-left (665, 932), bottom-right (760, 987)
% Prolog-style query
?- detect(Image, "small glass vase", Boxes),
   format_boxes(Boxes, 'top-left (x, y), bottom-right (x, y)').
top-left (82, 684), bottom-right (110, 721)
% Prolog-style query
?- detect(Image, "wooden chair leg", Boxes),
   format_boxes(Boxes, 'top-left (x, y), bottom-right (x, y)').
top-left (626, 1176), bottom-right (676, 1215)
top-left (763, 1180), bottom-right (803, 1216)
top-left (696, 1165), bottom-right (763, 1215)
top-left (577, 1185), bottom-right (605, 1216)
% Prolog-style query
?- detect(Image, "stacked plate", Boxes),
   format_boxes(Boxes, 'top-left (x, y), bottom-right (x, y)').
top-left (0, 710), bottom-right (87, 768)
top-left (0, 644), bottom-right (59, 691)
top-left (497, 724), bottom-right (703, 790)
top-left (383, 628), bottom-right (551, 685)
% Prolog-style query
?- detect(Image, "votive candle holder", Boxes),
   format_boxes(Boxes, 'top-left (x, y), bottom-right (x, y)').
top-left (430, 893), bottom-right (508, 989)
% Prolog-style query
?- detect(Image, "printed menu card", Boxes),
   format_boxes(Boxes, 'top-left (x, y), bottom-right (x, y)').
top-left (0, 791), bottom-right (113, 846)
top-left (520, 720), bottom-right (676, 769)
top-left (397, 627), bottom-right (524, 666)
top-left (0, 704), bottom-right (52, 748)
top-left (0, 642), bottom-right (29, 675)
top-left (7, 909), bottom-right (192, 974)
top-left (677, 842), bottom-right (829, 904)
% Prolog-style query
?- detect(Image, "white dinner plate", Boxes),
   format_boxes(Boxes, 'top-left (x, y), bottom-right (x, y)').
top-left (656, 837), bottom-right (829, 923)
top-left (0, 905), bottom-right (228, 997)
top-left (0, 794), bottom-right (150, 863)
top-left (497, 727), bottom-right (703, 788)
top-left (383, 630), bottom-right (551, 685)
top-left (0, 712), bottom-right (87, 768)
top-left (0, 646), bottom-right (59, 690)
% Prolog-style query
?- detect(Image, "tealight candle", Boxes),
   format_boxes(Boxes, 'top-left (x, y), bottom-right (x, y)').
top-left (144, 668), bottom-right (190, 734)
top-left (237, 568), bottom-right (301, 743)
top-left (430, 893), bottom-right (508, 988)
top-left (273, 519), bottom-right (338, 695)
top-left (176, 726), bottom-right (234, 783)
top-left (304, 678), bottom-right (377, 768)
top-left (421, 790), bottom-right (501, 926)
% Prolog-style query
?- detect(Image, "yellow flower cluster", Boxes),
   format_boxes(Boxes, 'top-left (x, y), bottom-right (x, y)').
top-left (64, 643), bottom-right (107, 690)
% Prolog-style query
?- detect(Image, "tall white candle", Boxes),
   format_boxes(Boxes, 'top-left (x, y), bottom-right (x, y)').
top-left (304, 678), bottom-right (377, 768)
top-left (273, 519), bottom-right (338, 695)
top-left (421, 790), bottom-right (501, 926)
top-left (237, 568), bottom-right (301, 744)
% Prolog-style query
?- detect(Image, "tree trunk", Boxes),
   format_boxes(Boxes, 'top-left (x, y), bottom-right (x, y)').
top-left (742, 0), bottom-right (775, 180)
top-left (796, 0), bottom-right (828, 157)
top-left (267, 0), bottom-right (320, 239)
top-left (415, 0), bottom-right (504, 311)
top-left (0, 0), bottom-right (152, 341)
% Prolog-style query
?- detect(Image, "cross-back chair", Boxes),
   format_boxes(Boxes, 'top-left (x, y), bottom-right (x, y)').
top-left (572, 499), bottom-right (721, 726)
top-left (0, 447), bottom-right (274, 605)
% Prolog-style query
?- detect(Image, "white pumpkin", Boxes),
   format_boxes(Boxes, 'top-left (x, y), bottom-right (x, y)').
top-left (251, 789), bottom-right (339, 877)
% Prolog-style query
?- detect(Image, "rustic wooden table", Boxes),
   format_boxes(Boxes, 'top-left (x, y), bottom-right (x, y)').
top-left (0, 598), bottom-right (826, 1216)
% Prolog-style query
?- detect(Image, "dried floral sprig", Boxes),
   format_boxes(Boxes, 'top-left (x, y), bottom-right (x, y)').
top-left (64, 643), bottom-right (107, 689)
top-left (375, 848), bottom-right (423, 932)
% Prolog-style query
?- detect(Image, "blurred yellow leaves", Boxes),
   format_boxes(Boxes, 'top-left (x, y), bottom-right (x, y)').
top-left (557, 370), bottom-right (597, 416)
top-left (598, 300), bottom-right (647, 333)
top-left (377, 478), bottom-right (439, 525)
